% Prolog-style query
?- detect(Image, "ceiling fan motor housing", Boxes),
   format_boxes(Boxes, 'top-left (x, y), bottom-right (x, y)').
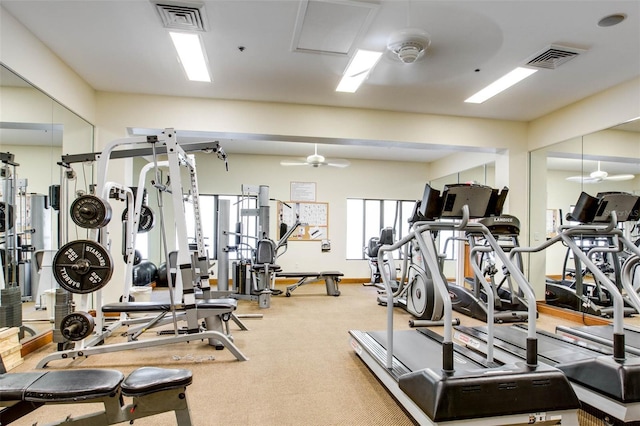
top-left (387, 28), bottom-right (431, 64)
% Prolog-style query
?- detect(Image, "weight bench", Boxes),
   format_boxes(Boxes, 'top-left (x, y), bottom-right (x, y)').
top-left (102, 298), bottom-right (241, 336)
top-left (36, 298), bottom-right (248, 368)
top-left (279, 271), bottom-right (343, 297)
top-left (0, 366), bottom-right (193, 425)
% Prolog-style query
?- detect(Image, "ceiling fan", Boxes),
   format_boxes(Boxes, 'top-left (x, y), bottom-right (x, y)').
top-left (280, 144), bottom-right (350, 168)
top-left (566, 161), bottom-right (635, 184)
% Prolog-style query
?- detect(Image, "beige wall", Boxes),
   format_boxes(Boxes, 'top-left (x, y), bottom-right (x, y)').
top-left (0, 6), bottom-right (96, 124)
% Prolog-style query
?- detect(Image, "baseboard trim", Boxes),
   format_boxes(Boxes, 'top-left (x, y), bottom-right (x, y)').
top-left (21, 330), bottom-right (53, 357)
top-left (536, 301), bottom-right (610, 325)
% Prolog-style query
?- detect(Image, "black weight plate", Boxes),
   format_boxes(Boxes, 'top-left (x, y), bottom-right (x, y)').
top-left (53, 240), bottom-right (114, 294)
top-left (70, 195), bottom-right (112, 229)
top-left (0, 202), bottom-right (14, 232)
top-left (60, 311), bottom-right (95, 341)
top-left (121, 205), bottom-right (155, 233)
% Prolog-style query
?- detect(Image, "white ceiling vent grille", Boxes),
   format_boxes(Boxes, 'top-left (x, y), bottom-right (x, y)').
top-left (525, 44), bottom-right (586, 70)
top-left (153, 1), bottom-right (207, 32)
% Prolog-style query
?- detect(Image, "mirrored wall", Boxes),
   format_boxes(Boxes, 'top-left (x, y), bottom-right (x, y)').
top-left (529, 118), bottom-right (640, 299)
top-left (0, 63), bottom-right (94, 332)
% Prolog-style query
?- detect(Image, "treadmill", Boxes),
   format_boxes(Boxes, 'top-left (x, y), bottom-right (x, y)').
top-left (349, 183), bottom-right (580, 425)
top-left (454, 191), bottom-right (640, 425)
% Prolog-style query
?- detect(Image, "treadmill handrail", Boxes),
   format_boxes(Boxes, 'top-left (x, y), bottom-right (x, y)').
top-left (467, 221), bottom-right (539, 365)
top-left (559, 233), bottom-right (625, 355)
top-left (377, 226), bottom-right (425, 369)
top-left (469, 244), bottom-right (496, 362)
top-left (622, 255), bottom-right (640, 313)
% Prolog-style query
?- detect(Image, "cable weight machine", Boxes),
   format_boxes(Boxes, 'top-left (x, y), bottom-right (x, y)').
top-left (37, 129), bottom-right (248, 368)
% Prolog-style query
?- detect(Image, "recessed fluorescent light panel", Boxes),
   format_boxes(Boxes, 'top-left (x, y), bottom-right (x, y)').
top-left (336, 49), bottom-right (383, 93)
top-left (465, 67), bottom-right (537, 104)
top-left (169, 31), bottom-right (211, 82)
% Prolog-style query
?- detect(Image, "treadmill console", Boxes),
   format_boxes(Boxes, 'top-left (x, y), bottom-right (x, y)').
top-left (594, 191), bottom-right (640, 222)
top-left (568, 191), bottom-right (640, 223)
top-left (418, 184), bottom-right (443, 220)
top-left (418, 183), bottom-right (509, 219)
top-left (440, 183), bottom-right (505, 219)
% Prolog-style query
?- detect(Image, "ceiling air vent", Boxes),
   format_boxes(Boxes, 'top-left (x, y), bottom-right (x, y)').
top-left (153, 1), bottom-right (207, 32)
top-left (525, 44), bottom-right (586, 70)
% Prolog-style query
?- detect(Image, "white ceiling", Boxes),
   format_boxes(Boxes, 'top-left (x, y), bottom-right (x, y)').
top-left (1, 0), bottom-right (639, 165)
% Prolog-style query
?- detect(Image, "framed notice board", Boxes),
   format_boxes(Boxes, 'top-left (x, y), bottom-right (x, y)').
top-left (278, 201), bottom-right (328, 241)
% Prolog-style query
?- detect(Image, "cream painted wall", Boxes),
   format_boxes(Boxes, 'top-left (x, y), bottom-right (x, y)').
top-left (94, 92), bottom-right (531, 152)
top-left (0, 6), bottom-right (96, 124)
top-left (0, 144), bottom-right (61, 195)
top-left (528, 76), bottom-right (640, 153)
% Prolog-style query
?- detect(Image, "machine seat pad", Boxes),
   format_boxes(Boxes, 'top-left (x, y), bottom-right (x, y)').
top-left (320, 271), bottom-right (343, 277)
top-left (277, 272), bottom-right (320, 278)
top-left (251, 264), bottom-right (282, 272)
top-left (121, 367), bottom-right (192, 397)
top-left (277, 271), bottom-right (343, 278)
top-left (103, 302), bottom-right (174, 313)
top-left (103, 299), bottom-right (237, 313)
top-left (197, 298), bottom-right (237, 310)
top-left (0, 372), bottom-right (47, 400)
top-left (24, 369), bottom-right (124, 402)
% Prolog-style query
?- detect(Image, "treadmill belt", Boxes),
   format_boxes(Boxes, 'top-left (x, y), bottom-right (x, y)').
top-left (459, 325), bottom-right (608, 365)
top-left (569, 325), bottom-right (640, 349)
top-left (367, 329), bottom-right (488, 374)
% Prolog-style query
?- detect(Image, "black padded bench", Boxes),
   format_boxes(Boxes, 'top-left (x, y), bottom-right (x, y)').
top-left (101, 298), bottom-right (239, 344)
top-left (102, 298), bottom-right (237, 314)
top-left (0, 366), bottom-right (192, 425)
top-left (278, 271), bottom-right (342, 297)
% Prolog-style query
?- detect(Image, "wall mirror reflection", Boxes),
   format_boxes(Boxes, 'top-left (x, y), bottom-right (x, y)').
top-left (0, 63), bottom-right (94, 341)
top-left (530, 118), bottom-right (640, 317)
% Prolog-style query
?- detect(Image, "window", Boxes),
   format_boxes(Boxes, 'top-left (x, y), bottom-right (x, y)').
top-left (438, 229), bottom-right (459, 261)
top-left (346, 198), bottom-right (416, 260)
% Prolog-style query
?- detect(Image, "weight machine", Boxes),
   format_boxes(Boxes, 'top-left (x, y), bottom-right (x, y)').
top-left (219, 185), bottom-right (301, 308)
top-left (0, 152), bottom-right (39, 339)
top-left (37, 128), bottom-right (247, 368)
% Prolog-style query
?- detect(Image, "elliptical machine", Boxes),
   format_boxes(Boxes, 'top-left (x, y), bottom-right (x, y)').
top-left (372, 185), bottom-right (448, 324)
top-left (545, 191), bottom-right (638, 317)
top-left (447, 214), bottom-right (530, 323)
top-left (364, 227), bottom-right (395, 289)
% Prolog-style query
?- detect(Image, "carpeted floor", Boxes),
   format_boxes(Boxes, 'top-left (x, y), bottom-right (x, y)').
top-left (12, 283), bottom-right (422, 426)
top-left (10, 282), bottom-right (617, 426)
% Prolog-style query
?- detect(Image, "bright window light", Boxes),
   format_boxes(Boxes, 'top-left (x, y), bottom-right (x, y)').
top-left (169, 32), bottom-right (211, 82)
top-left (336, 49), bottom-right (383, 93)
top-left (464, 67), bottom-right (537, 104)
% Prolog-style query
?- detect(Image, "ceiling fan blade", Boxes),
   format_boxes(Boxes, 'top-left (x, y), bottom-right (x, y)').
top-left (325, 158), bottom-right (350, 168)
top-left (604, 174), bottom-right (635, 181)
top-left (280, 160), bottom-right (310, 166)
top-left (566, 175), bottom-right (601, 183)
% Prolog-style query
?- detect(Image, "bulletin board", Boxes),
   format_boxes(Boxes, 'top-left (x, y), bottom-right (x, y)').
top-left (278, 201), bottom-right (328, 241)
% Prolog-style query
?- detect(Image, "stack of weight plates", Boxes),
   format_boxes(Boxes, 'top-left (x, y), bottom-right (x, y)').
top-left (0, 286), bottom-right (23, 328)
